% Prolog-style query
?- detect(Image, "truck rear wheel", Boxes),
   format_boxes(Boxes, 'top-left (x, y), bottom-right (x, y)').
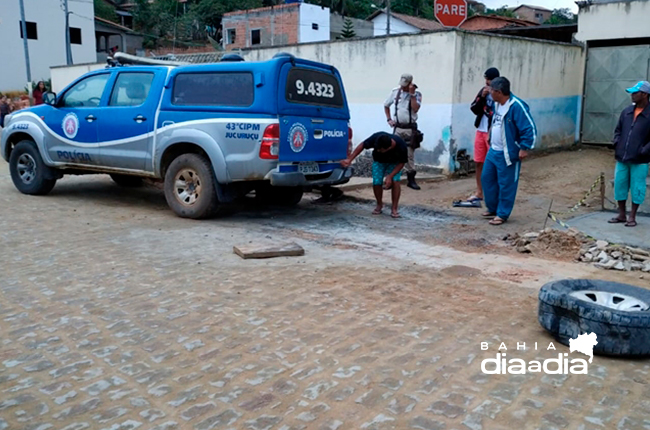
top-left (164, 153), bottom-right (220, 219)
top-left (110, 174), bottom-right (143, 187)
top-left (9, 141), bottom-right (57, 195)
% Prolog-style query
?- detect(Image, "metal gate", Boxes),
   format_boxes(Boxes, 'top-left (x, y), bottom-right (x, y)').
top-left (582, 45), bottom-right (650, 144)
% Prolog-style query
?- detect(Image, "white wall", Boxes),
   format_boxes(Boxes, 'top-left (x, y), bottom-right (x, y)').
top-left (451, 32), bottom-right (585, 171)
top-left (0, 0), bottom-right (96, 92)
top-left (370, 13), bottom-right (420, 37)
top-left (299, 3), bottom-right (330, 44)
top-left (244, 32), bottom-right (458, 171)
top-left (50, 63), bottom-right (106, 94)
top-left (243, 31), bottom-right (584, 173)
top-left (576, 0), bottom-right (650, 42)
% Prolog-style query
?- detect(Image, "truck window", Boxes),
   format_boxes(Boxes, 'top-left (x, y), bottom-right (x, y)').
top-left (61, 74), bottom-right (110, 108)
top-left (172, 72), bottom-right (254, 107)
top-left (109, 72), bottom-right (155, 107)
top-left (285, 68), bottom-right (343, 108)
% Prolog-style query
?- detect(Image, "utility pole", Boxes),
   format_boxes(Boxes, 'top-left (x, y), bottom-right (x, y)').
top-left (386, 0), bottom-right (391, 35)
top-left (64, 0), bottom-right (73, 65)
top-left (19, 0), bottom-right (32, 83)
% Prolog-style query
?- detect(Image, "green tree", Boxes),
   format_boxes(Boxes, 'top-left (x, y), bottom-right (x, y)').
top-left (486, 6), bottom-right (515, 17)
top-left (341, 17), bottom-right (356, 38)
top-left (544, 8), bottom-right (577, 24)
top-left (306, 0), bottom-right (375, 20)
top-left (190, 0), bottom-right (263, 30)
top-left (94, 0), bottom-right (118, 23)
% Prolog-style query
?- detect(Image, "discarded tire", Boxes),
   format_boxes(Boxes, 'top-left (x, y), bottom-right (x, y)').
top-left (538, 279), bottom-right (650, 356)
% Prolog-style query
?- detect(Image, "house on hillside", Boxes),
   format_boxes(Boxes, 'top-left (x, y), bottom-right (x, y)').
top-left (95, 17), bottom-right (144, 62)
top-left (366, 10), bottom-right (443, 36)
top-left (99, 0), bottom-right (135, 29)
top-left (221, 2), bottom-right (330, 50)
top-left (511, 5), bottom-right (552, 24)
top-left (460, 15), bottom-right (538, 31)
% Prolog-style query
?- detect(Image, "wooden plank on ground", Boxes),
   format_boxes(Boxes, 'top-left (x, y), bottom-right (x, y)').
top-left (234, 243), bottom-right (305, 259)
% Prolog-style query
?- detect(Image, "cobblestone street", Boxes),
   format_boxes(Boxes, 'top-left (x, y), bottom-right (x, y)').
top-left (1, 162), bottom-right (650, 430)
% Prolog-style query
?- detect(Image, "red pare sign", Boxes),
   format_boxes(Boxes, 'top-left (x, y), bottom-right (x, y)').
top-left (435, 0), bottom-right (468, 27)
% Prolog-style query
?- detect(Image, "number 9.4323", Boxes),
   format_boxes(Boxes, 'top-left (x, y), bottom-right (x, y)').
top-left (295, 79), bottom-right (334, 99)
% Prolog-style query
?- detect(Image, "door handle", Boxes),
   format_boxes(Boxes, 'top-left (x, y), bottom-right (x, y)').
top-left (85, 115), bottom-right (96, 122)
top-left (134, 115), bottom-right (147, 123)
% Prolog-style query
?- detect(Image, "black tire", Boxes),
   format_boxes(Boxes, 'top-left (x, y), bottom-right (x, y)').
top-left (163, 153), bottom-right (219, 219)
top-left (110, 174), bottom-right (143, 187)
top-left (256, 185), bottom-right (304, 207)
top-left (538, 279), bottom-right (650, 356)
top-left (9, 141), bottom-right (57, 195)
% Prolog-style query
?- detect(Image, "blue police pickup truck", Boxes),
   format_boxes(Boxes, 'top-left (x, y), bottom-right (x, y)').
top-left (1, 53), bottom-right (353, 218)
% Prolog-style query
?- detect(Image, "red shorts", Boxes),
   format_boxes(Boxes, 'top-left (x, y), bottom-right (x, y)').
top-left (474, 131), bottom-right (490, 163)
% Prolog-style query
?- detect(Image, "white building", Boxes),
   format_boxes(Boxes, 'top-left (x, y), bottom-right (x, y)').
top-left (0, 0), bottom-right (96, 92)
top-left (367, 10), bottom-right (443, 37)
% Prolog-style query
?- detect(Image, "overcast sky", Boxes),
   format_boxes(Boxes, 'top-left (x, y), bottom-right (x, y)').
top-left (481, 0), bottom-right (579, 13)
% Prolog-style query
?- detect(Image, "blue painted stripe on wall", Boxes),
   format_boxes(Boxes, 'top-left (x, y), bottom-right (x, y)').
top-left (451, 95), bottom-right (581, 172)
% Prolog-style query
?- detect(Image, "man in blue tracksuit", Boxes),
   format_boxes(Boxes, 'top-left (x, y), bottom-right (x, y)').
top-left (481, 77), bottom-right (537, 225)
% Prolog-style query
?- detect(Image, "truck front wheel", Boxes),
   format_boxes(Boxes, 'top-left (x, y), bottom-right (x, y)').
top-left (9, 141), bottom-right (57, 195)
top-left (164, 153), bottom-right (220, 219)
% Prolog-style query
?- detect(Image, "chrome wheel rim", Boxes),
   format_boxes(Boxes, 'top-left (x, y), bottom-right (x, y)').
top-left (17, 153), bottom-right (37, 184)
top-left (570, 290), bottom-right (649, 312)
top-left (174, 168), bottom-right (202, 206)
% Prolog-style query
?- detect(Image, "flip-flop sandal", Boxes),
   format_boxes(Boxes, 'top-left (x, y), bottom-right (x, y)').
top-left (391, 213), bottom-right (401, 219)
top-left (467, 195), bottom-right (483, 203)
top-left (489, 217), bottom-right (506, 226)
top-left (625, 221), bottom-right (637, 227)
top-left (482, 212), bottom-right (496, 218)
top-left (608, 217), bottom-right (626, 224)
top-left (453, 200), bottom-right (482, 208)
top-left (372, 208), bottom-right (383, 215)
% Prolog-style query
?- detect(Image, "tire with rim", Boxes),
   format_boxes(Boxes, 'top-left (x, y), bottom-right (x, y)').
top-left (163, 153), bottom-right (219, 219)
top-left (110, 174), bottom-right (143, 187)
top-left (9, 141), bottom-right (57, 195)
top-left (538, 279), bottom-right (650, 356)
top-left (256, 185), bottom-right (303, 206)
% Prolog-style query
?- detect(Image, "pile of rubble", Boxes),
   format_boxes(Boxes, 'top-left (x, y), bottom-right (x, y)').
top-left (506, 228), bottom-right (650, 272)
top-left (506, 228), bottom-right (586, 261)
top-left (578, 241), bottom-right (650, 272)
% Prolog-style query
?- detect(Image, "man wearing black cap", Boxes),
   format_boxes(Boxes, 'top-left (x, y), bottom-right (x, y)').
top-left (468, 67), bottom-right (500, 203)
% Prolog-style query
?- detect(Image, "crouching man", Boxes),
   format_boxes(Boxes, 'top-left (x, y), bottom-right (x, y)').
top-left (341, 132), bottom-right (407, 218)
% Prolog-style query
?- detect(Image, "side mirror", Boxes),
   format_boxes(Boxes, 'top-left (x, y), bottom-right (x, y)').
top-left (43, 92), bottom-right (57, 106)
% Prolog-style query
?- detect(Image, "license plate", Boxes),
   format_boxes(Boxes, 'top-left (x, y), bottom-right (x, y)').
top-left (298, 162), bottom-right (319, 174)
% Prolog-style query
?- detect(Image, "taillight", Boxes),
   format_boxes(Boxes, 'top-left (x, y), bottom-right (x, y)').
top-left (347, 126), bottom-right (353, 157)
top-left (260, 124), bottom-right (279, 159)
